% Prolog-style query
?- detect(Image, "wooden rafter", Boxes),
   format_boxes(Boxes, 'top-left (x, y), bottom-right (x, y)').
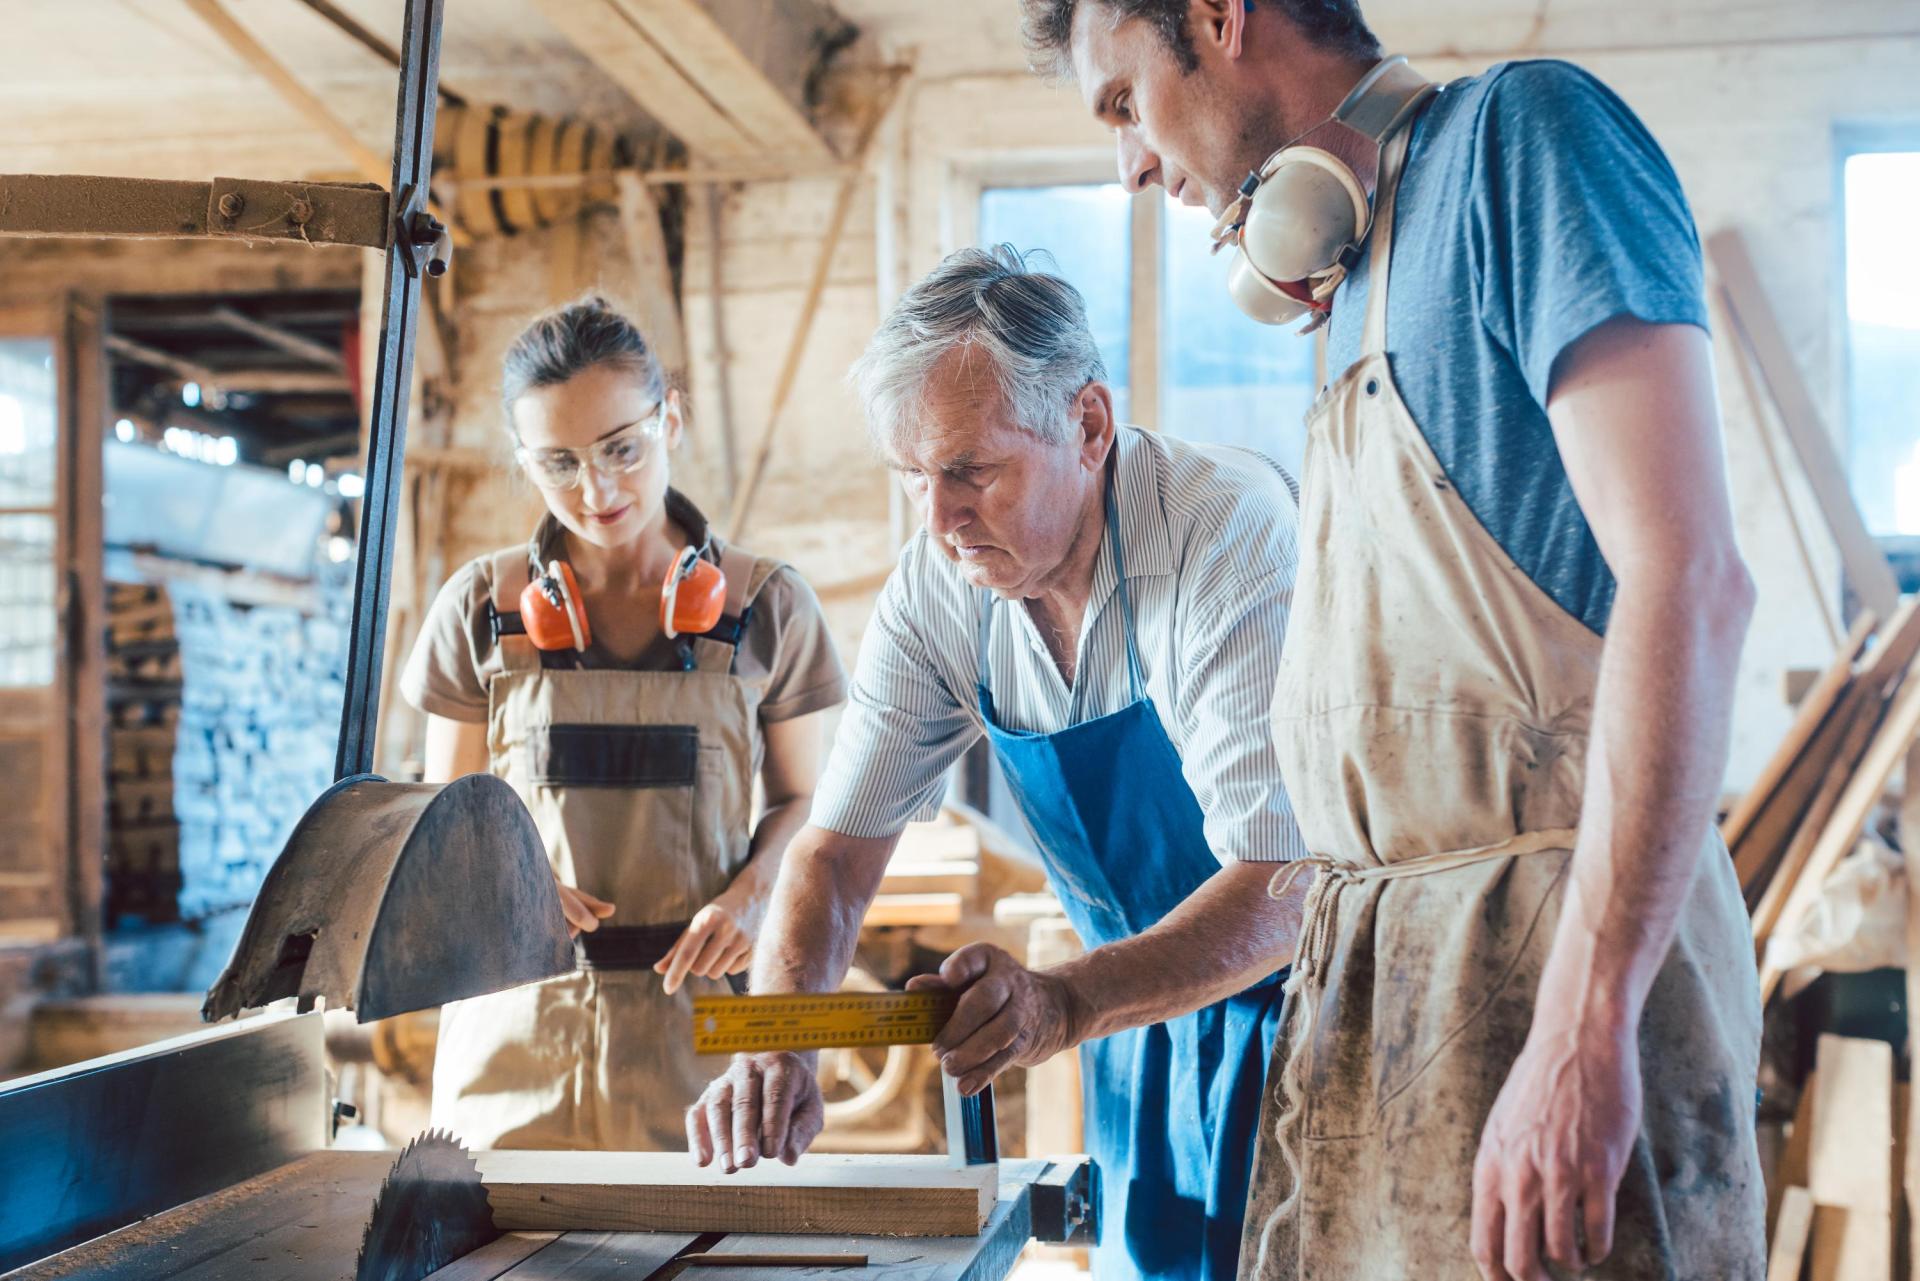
top-left (209, 306), bottom-right (347, 373)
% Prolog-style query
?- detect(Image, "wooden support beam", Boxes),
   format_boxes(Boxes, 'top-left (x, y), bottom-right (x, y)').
top-left (476, 1153), bottom-right (996, 1238)
top-left (179, 0), bottom-right (460, 243)
top-left (609, 0), bottom-right (836, 164)
top-left (209, 305), bottom-right (347, 373)
top-left (0, 174), bottom-right (389, 247)
top-left (727, 70), bottom-right (909, 539)
top-left (1708, 229), bottom-right (1900, 618)
top-left (292, 0), bottom-right (471, 107)
top-left (106, 334), bottom-right (350, 396)
top-left (182, 0), bottom-right (390, 184)
top-left (526, 0), bottom-right (760, 160)
top-left (615, 173), bottom-right (689, 383)
top-left (695, 183), bottom-right (742, 501)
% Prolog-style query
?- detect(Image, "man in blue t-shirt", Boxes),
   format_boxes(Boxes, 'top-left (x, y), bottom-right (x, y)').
top-left (1005, 2), bottom-right (1768, 1279)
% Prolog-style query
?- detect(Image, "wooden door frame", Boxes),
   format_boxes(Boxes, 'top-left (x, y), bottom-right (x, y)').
top-left (0, 299), bottom-right (105, 957)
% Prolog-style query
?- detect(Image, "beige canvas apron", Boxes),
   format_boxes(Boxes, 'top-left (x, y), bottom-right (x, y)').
top-left (1237, 130), bottom-right (1767, 1279)
top-left (430, 540), bottom-right (776, 1151)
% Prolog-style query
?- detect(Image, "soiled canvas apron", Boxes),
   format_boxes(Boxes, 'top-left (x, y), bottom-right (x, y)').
top-left (430, 537), bottom-right (776, 1151)
top-left (978, 480), bottom-right (1287, 1281)
top-left (1235, 129), bottom-right (1767, 1279)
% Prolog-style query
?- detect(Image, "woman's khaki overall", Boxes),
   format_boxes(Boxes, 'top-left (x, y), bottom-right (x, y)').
top-left (430, 541), bottom-right (775, 1151)
top-left (1236, 129), bottom-right (1767, 1280)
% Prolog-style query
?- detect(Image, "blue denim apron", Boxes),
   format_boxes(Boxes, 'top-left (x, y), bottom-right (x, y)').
top-left (974, 493), bottom-right (1286, 1281)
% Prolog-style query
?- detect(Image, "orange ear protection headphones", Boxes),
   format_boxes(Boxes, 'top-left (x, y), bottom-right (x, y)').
top-left (516, 536), bottom-right (729, 652)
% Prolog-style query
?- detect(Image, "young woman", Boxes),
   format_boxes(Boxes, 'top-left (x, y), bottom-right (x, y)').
top-left (399, 295), bottom-right (847, 1150)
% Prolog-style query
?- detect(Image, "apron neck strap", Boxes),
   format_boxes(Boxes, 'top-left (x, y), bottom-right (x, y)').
top-left (1360, 126), bottom-right (1413, 359)
top-left (975, 458), bottom-right (1144, 702)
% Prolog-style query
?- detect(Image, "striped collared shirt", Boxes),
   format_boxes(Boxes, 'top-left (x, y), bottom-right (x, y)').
top-left (812, 426), bottom-right (1306, 865)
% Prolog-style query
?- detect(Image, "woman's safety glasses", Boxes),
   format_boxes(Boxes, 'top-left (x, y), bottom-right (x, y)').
top-left (514, 409), bottom-right (664, 491)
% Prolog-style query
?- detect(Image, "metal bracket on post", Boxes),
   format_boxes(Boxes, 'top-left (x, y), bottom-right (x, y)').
top-left (942, 1074), bottom-right (997, 1167)
top-left (393, 183), bottom-right (452, 280)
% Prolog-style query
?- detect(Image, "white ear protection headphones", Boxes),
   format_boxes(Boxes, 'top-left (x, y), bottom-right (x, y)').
top-left (1210, 56), bottom-right (1438, 331)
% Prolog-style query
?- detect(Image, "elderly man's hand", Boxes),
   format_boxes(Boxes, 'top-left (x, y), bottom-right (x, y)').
top-left (907, 943), bottom-right (1080, 1096)
top-left (687, 1051), bottom-right (824, 1173)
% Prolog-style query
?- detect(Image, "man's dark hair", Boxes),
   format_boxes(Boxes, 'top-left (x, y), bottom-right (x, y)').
top-left (1022, 0), bottom-right (1382, 78)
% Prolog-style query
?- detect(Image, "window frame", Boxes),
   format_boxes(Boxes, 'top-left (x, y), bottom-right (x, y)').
top-left (1833, 123), bottom-right (1920, 559)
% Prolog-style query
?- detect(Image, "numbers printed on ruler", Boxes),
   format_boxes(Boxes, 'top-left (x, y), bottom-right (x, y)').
top-left (692, 991), bottom-right (959, 1054)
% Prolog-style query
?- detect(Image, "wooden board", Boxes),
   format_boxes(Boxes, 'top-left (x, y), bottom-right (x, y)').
top-left (1808, 1035), bottom-right (1893, 1281)
top-left (1759, 664), bottom-right (1920, 999)
top-left (525, 0), bottom-right (759, 161)
top-left (611, 0), bottom-right (835, 162)
top-left (424, 1232), bottom-right (561, 1280)
top-left (478, 1153), bottom-right (996, 1238)
top-left (1708, 229), bottom-right (1901, 618)
top-left (1750, 677), bottom-right (1891, 946)
top-left (1769, 1186), bottom-right (1815, 1281)
top-left (487, 1231), bottom-right (698, 1280)
top-left (1725, 610), bottom-right (1876, 871)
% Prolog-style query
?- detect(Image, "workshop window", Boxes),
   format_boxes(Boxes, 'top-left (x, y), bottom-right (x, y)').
top-left (978, 184), bottom-right (1316, 478)
top-left (0, 340), bottom-right (58, 687)
top-left (979, 184), bottom-right (1136, 423)
top-left (1842, 147), bottom-right (1920, 537)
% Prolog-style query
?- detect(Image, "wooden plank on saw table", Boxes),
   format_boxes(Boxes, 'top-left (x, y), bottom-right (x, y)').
top-left (1725, 610), bottom-right (1876, 876)
top-left (489, 1231), bottom-right (699, 1280)
top-left (1808, 1035), bottom-right (1893, 1281)
top-left (424, 1232), bottom-right (560, 1280)
top-left (478, 1153), bottom-right (997, 1238)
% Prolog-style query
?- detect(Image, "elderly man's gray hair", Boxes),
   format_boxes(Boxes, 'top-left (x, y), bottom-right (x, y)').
top-left (851, 244), bottom-right (1109, 450)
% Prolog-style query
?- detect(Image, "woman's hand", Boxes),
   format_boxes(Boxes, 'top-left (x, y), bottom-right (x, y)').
top-left (656, 896), bottom-right (758, 995)
top-left (556, 880), bottom-right (616, 938)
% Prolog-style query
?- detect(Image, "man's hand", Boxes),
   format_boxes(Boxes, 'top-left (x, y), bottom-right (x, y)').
top-left (1470, 1011), bottom-right (1639, 1281)
top-left (687, 1051), bottom-right (824, 1172)
top-left (907, 943), bottom-right (1080, 1095)
top-left (556, 881), bottom-right (615, 938)
top-left (656, 900), bottom-right (755, 996)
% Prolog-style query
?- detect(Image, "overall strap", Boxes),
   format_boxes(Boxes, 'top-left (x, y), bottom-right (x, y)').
top-left (486, 546), bottom-right (541, 675)
top-left (1360, 126), bottom-right (1413, 360)
top-left (1104, 467), bottom-right (1145, 703)
top-left (688, 545), bottom-right (776, 674)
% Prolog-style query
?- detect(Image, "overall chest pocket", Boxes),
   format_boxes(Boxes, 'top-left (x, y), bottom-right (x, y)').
top-left (528, 724), bottom-right (698, 788)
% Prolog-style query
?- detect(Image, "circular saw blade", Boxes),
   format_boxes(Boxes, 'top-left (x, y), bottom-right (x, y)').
top-left (356, 1130), bottom-right (499, 1281)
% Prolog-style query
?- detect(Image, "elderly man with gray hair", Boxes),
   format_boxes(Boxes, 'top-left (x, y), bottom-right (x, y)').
top-left (689, 245), bottom-right (1303, 1281)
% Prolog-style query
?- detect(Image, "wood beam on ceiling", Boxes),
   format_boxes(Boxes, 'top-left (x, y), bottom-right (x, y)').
top-left (179, 0), bottom-right (463, 243)
top-left (528, 0), bottom-right (835, 165)
top-left (527, 0), bottom-right (757, 160)
top-left (611, 0), bottom-right (836, 164)
top-left (107, 334), bottom-right (349, 396)
top-left (291, 0), bottom-right (470, 108)
top-left (209, 305), bottom-right (348, 373)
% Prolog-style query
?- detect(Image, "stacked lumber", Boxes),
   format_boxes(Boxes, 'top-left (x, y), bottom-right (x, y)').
top-left (168, 578), bottom-right (346, 919)
top-left (1765, 1036), bottom-right (1906, 1281)
top-left (105, 582), bottom-right (183, 923)
top-left (1725, 601), bottom-right (1920, 1001)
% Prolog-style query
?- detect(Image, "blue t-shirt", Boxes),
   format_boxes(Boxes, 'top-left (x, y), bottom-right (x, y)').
top-left (1323, 59), bottom-right (1709, 635)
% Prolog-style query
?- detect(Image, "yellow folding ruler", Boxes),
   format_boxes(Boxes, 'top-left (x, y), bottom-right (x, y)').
top-left (692, 991), bottom-right (958, 1054)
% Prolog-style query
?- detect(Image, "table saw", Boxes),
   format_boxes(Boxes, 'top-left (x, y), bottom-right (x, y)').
top-left (0, 1011), bottom-right (1092, 1280)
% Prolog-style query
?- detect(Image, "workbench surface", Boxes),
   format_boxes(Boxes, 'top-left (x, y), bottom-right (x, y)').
top-left (5, 1155), bottom-right (1064, 1281)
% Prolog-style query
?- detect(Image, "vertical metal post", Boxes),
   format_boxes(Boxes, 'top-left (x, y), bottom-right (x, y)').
top-left (334, 0), bottom-right (445, 780)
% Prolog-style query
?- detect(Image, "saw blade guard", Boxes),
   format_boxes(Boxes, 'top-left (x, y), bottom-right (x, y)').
top-left (202, 773), bottom-right (574, 1024)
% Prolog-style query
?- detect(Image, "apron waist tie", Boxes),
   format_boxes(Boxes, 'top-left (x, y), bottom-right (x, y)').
top-left (1257, 827), bottom-right (1578, 1230)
